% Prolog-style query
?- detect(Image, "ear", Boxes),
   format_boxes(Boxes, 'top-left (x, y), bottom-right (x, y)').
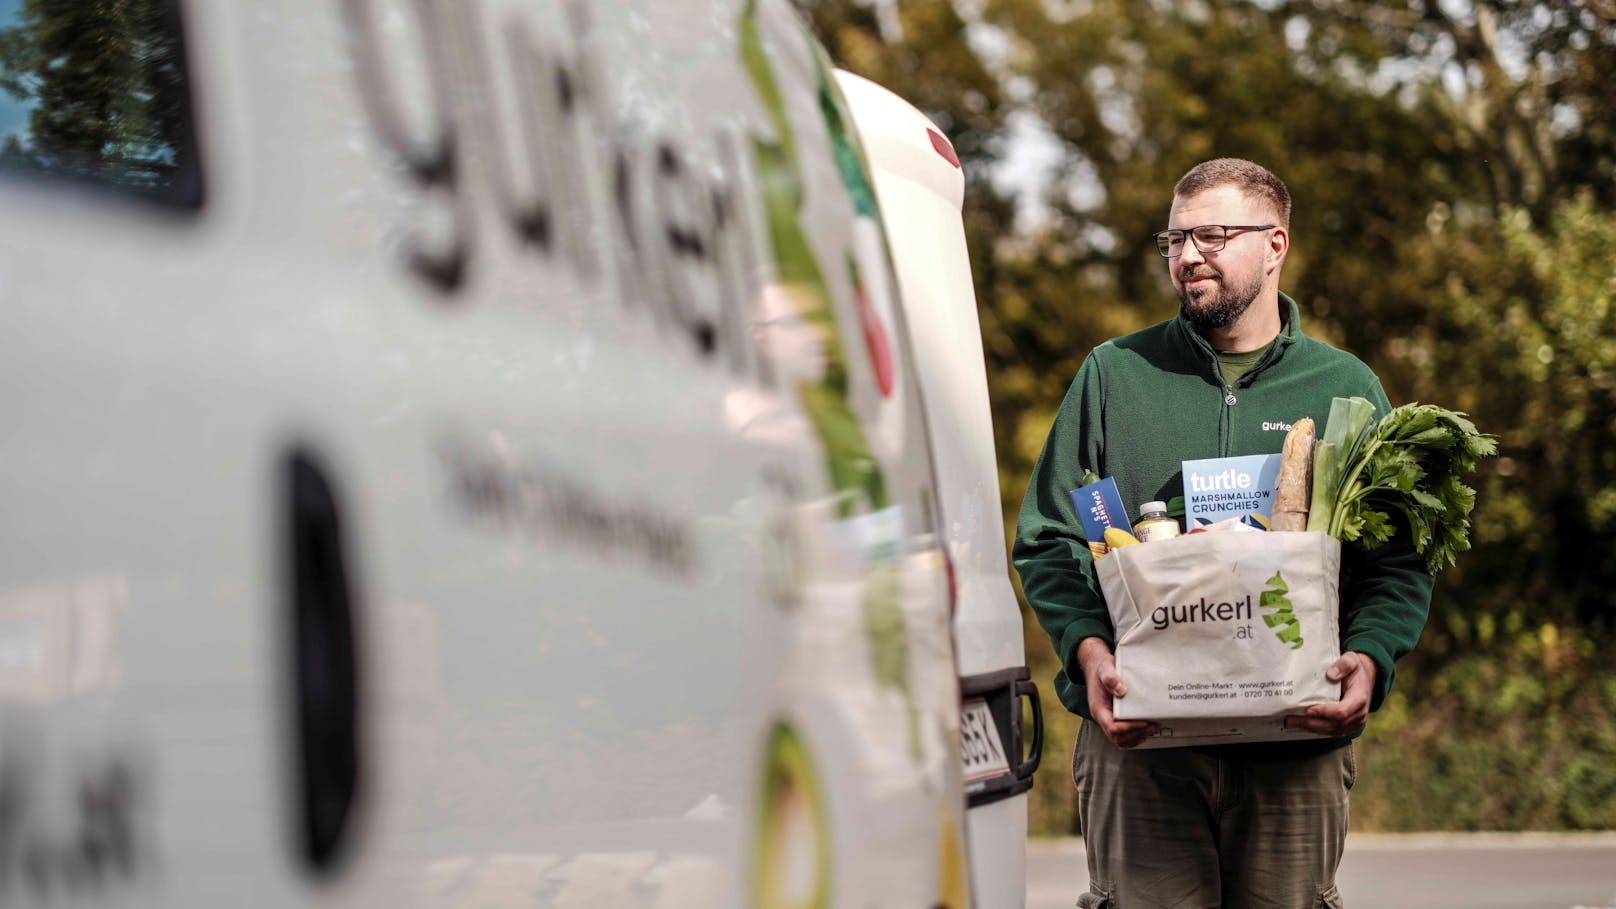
top-left (1266, 226), bottom-right (1289, 273)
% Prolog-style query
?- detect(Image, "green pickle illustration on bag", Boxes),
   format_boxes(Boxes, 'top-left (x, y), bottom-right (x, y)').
top-left (1260, 571), bottom-right (1304, 650)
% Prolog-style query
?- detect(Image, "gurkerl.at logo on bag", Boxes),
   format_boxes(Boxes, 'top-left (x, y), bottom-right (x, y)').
top-left (1260, 571), bottom-right (1304, 649)
top-left (1148, 595), bottom-right (1254, 635)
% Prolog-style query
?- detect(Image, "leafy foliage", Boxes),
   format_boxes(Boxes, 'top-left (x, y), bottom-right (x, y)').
top-left (1355, 623), bottom-right (1616, 831)
top-left (0, 0), bottom-right (194, 195)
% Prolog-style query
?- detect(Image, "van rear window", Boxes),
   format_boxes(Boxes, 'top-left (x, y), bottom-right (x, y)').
top-left (0, 0), bottom-right (202, 208)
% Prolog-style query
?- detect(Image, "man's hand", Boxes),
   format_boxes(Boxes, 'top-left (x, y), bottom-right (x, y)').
top-left (1077, 637), bottom-right (1159, 748)
top-left (1288, 651), bottom-right (1377, 738)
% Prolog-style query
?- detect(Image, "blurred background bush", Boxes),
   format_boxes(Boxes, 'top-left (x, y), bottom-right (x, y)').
top-left (800, 0), bottom-right (1616, 833)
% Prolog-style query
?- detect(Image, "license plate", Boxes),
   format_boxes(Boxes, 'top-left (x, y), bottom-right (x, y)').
top-left (960, 698), bottom-right (1010, 784)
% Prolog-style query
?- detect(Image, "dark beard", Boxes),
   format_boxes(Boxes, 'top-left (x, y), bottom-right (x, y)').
top-left (1177, 267), bottom-right (1263, 331)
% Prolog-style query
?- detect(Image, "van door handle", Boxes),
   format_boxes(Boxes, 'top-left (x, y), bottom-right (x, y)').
top-left (284, 450), bottom-right (363, 875)
top-left (1013, 678), bottom-right (1043, 781)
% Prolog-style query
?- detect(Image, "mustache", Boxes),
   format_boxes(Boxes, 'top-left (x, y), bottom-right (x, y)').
top-left (1178, 266), bottom-right (1219, 283)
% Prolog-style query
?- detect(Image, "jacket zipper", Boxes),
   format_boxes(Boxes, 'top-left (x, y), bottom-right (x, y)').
top-left (1177, 315), bottom-right (1270, 458)
top-left (1220, 381), bottom-right (1236, 456)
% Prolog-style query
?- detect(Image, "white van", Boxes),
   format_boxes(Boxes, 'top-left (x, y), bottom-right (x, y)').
top-left (0, 0), bottom-right (1035, 906)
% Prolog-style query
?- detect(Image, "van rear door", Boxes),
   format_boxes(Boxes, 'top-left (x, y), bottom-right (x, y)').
top-left (836, 69), bottom-right (1043, 908)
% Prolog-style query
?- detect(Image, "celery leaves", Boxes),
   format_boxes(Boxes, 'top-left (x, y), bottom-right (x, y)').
top-left (1311, 397), bottom-right (1497, 573)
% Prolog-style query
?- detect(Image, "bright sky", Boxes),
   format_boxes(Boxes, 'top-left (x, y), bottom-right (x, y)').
top-left (0, 0), bottom-right (32, 142)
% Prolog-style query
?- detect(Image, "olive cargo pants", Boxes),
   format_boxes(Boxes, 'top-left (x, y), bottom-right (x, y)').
top-left (1072, 721), bottom-right (1355, 908)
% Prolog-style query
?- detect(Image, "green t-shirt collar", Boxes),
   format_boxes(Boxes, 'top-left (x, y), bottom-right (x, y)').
top-left (1217, 341), bottom-right (1275, 386)
top-left (1174, 291), bottom-right (1302, 388)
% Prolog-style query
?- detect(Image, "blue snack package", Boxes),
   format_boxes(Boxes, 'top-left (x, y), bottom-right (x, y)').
top-left (1182, 453), bottom-right (1282, 528)
top-left (1070, 476), bottom-right (1134, 557)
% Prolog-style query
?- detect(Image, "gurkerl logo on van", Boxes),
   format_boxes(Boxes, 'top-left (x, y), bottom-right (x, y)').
top-left (1148, 570), bottom-right (1303, 648)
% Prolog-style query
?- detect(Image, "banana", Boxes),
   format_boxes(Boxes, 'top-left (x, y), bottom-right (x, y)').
top-left (1104, 527), bottom-right (1141, 552)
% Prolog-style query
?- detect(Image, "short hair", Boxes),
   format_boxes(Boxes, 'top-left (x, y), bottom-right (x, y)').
top-left (1174, 158), bottom-right (1291, 229)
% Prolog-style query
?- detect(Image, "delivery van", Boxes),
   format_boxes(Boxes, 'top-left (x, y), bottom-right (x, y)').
top-left (0, 0), bottom-right (1034, 906)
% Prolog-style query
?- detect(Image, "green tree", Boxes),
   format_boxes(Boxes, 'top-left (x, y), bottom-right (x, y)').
top-left (1406, 193), bottom-right (1616, 640)
top-left (0, 0), bottom-right (192, 191)
top-left (1280, 0), bottom-right (1616, 217)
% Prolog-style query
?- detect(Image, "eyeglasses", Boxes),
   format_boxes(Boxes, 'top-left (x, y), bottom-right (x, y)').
top-left (1153, 224), bottom-right (1275, 258)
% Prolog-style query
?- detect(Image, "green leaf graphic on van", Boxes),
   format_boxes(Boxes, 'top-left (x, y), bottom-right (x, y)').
top-left (739, 0), bottom-right (887, 518)
top-left (1259, 571), bottom-right (1304, 650)
top-left (740, 4), bottom-right (915, 753)
top-left (863, 564), bottom-right (920, 759)
top-left (817, 59), bottom-right (878, 220)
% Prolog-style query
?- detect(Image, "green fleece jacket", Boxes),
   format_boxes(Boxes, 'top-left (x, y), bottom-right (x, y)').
top-left (1014, 293), bottom-right (1434, 752)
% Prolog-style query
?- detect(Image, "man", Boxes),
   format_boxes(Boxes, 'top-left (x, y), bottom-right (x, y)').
top-left (1013, 158), bottom-right (1434, 907)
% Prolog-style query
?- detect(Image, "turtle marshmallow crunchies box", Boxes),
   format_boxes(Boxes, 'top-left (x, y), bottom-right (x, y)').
top-left (1182, 453), bottom-right (1282, 528)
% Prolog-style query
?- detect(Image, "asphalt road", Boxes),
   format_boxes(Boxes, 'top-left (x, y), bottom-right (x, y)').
top-left (1027, 833), bottom-right (1616, 909)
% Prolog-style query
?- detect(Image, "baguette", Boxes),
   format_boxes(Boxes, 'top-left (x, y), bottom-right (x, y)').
top-left (1272, 417), bottom-right (1316, 532)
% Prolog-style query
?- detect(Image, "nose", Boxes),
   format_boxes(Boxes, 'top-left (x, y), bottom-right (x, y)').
top-left (1178, 233), bottom-right (1207, 268)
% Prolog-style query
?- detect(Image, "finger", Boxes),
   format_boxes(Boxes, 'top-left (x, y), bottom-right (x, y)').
top-left (1285, 715), bottom-right (1344, 736)
top-left (1103, 718), bottom-right (1155, 745)
top-left (1306, 700), bottom-right (1354, 720)
top-left (1290, 711), bottom-right (1366, 736)
top-left (1300, 715), bottom-right (1363, 736)
top-left (1308, 693), bottom-right (1371, 721)
top-left (1325, 653), bottom-right (1360, 682)
top-left (1343, 667), bottom-right (1374, 697)
top-left (1088, 694), bottom-right (1116, 727)
top-left (1098, 667), bottom-right (1128, 698)
top-left (1111, 722), bottom-right (1157, 749)
top-left (1118, 724), bottom-right (1157, 747)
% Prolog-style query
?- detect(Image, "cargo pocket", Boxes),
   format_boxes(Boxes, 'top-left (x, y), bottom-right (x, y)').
top-left (1076, 882), bottom-right (1113, 908)
top-left (1316, 883), bottom-right (1344, 908)
top-left (1344, 743), bottom-right (1357, 791)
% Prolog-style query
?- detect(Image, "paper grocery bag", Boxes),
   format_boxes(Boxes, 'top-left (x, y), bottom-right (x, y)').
top-left (1095, 532), bottom-right (1342, 731)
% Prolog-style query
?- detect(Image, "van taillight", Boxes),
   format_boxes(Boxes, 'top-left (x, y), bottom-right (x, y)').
top-left (927, 128), bottom-right (960, 169)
